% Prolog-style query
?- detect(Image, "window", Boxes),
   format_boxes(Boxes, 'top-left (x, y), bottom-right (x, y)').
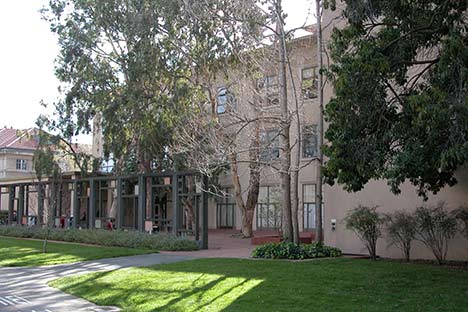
top-left (260, 129), bottom-right (280, 161)
top-left (257, 75), bottom-right (279, 106)
top-left (303, 184), bottom-right (316, 229)
top-left (301, 67), bottom-right (318, 99)
top-left (256, 186), bottom-right (281, 230)
top-left (302, 125), bottom-right (318, 158)
top-left (16, 159), bottom-right (27, 171)
top-left (216, 87), bottom-right (236, 114)
top-left (216, 187), bottom-right (235, 228)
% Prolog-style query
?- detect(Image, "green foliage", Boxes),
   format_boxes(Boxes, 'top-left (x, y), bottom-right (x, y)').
top-left (324, 0), bottom-right (468, 198)
top-left (384, 210), bottom-right (417, 262)
top-left (0, 226), bottom-right (198, 251)
top-left (454, 205), bottom-right (468, 240)
top-left (0, 211), bottom-right (8, 225)
top-left (252, 241), bottom-right (342, 260)
top-left (344, 205), bottom-right (383, 260)
top-left (414, 203), bottom-right (458, 264)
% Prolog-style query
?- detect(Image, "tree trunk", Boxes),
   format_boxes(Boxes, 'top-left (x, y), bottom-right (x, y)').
top-left (315, 0), bottom-right (324, 243)
top-left (276, 0), bottom-right (293, 242)
top-left (229, 141), bottom-right (260, 238)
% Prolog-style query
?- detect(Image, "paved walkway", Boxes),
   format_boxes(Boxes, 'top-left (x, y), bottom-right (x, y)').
top-left (162, 229), bottom-right (255, 258)
top-left (0, 253), bottom-right (193, 312)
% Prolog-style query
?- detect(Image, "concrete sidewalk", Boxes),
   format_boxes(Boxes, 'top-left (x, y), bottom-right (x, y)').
top-left (0, 253), bottom-right (193, 312)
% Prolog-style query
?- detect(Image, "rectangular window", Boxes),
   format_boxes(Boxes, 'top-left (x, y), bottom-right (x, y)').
top-left (16, 159), bottom-right (27, 171)
top-left (216, 187), bottom-right (235, 228)
top-left (303, 184), bottom-right (316, 230)
top-left (303, 125), bottom-right (318, 158)
top-left (256, 186), bottom-right (281, 230)
top-left (258, 75), bottom-right (279, 106)
top-left (301, 67), bottom-right (318, 99)
top-left (260, 129), bottom-right (280, 161)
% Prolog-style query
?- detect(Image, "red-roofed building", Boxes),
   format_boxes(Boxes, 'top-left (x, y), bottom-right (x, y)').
top-left (0, 128), bottom-right (39, 181)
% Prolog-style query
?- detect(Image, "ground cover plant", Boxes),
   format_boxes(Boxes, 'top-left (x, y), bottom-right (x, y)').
top-left (252, 242), bottom-right (341, 259)
top-left (0, 226), bottom-right (198, 251)
top-left (0, 237), bottom-right (155, 267)
top-left (50, 258), bottom-right (468, 312)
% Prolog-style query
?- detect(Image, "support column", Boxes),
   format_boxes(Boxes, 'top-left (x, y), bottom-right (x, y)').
top-left (8, 185), bottom-right (15, 225)
top-left (72, 182), bottom-right (79, 228)
top-left (201, 175), bottom-right (209, 249)
top-left (137, 175), bottom-right (146, 232)
top-left (89, 179), bottom-right (96, 229)
top-left (172, 173), bottom-right (179, 235)
top-left (38, 183), bottom-right (44, 226)
top-left (116, 178), bottom-right (123, 229)
top-left (18, 185), bottom-right (25, 225)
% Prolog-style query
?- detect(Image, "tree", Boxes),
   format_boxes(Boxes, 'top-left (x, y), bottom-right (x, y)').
top-left (344, 205), bottom-right (383, 260)
top-left (414, 203), bottom-right (458, 265)
top-left (42, 0), bottom-right (196, 174)
top-left (384, 210), bottom-right (417, 262)
top-left (323, 1), bottom-right (468, 198)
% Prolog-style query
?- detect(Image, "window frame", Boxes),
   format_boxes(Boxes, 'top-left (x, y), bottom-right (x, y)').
top-left (259, 129), bottom-right (280, 161)
top-left (302, 125), bottom-right (318, 158)
top-left (216, 86), bottom-right (237, 114)
top-left (15, 159), bottom-right (28, 171)
top-left (301, 67), bottom-right (318, 100)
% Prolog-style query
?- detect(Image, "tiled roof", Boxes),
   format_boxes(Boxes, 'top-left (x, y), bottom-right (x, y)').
top-left (0, 128), bottom-right (39, 150)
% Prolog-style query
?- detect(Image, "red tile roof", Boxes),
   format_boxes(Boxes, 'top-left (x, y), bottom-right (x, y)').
top-left (0, 128), bottom-right (39, 150)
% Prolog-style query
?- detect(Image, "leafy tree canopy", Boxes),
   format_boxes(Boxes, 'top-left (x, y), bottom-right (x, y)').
top-left (324, 0), bottom-right (468, 198)
top-left (41, 0), bottom-right (263, 174)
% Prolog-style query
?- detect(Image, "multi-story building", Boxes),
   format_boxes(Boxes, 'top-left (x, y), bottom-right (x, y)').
top-left (0, 128), bottom-right (39, 182)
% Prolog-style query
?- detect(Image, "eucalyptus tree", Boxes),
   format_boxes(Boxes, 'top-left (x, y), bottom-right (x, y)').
top-left (42, 0), bottom-right (196, 173)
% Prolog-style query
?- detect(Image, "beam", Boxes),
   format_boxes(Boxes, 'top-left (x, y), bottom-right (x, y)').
top-left (89, 179), bottom-right (96, 229)
top-left (18, 185), bottom-right (25, 225)
top-left (201, 175), bottom-right (209, 249)
top-left (137, 175), bottom-right (146, 232)
top-left (8, 185), bottom-right (15, 225)
top-left (72, 181), bottom-right (79, 228)
top-left (172, 173), bottom-right (179, 235)
top-left (38, 183), bottom-right (44, 226)
top-left (116, 177), bottom-right (123, 229)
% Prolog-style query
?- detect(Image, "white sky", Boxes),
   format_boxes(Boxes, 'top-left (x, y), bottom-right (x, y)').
top-left (0, 0), bottom-right (314, 143)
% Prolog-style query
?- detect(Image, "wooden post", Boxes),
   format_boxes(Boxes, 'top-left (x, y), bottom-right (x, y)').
top-left (8, 185), bottom-right (15, 225)
top-left (38, 183), bottom-right (44, 226)
top-left (201, 175), bottom-right (209, 249)
top-left (18, 185), bottom-right (25, 225)
top-left (116, 178), bottom-right (123, 229)
top-left (72, 182), bottom-right (79, 228)
top-left (172, 173), bottom-right (179, 235)
top-left (137, 175), bottom-right (146, 232)
top-left (89, 179), bottom-right (96, 229)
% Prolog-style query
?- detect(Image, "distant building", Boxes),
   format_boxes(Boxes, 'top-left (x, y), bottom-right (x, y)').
top-left (0, 128), bottom-right (39, 181)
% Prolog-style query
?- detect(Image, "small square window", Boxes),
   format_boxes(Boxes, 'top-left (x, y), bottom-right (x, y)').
top-left (16, 159), bottom-right (27, 171)
top-left (258, 75), bottom-right (279, 106)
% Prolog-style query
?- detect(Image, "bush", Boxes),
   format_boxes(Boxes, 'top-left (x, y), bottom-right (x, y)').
top-left (0, 226), bottom-right (198, 251)
top-left (252, 242), bottom-right (342, 260)
top-left (384, 211), bottom-right (417, 262)
top-left (414, 202), bottom-right (458, 265)
top-left (0, 211), bottom-right (8, 225)
top-left (344, 205), bottom-right (383, 260)
top-left (454, 205), bottom-right (468, 240)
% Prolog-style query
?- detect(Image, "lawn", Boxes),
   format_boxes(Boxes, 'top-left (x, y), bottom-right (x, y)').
top-left (0, 237), bottom-right (155, 267)
top-left (50, 258), bottom-right (468, 312)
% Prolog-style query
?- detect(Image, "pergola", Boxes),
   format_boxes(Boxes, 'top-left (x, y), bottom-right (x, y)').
top-left (0, 171), bottom-right (209, 249)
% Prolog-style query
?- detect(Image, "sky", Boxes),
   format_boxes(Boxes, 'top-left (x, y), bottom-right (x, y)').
top-left (0, 0), bottom-right (314, 143)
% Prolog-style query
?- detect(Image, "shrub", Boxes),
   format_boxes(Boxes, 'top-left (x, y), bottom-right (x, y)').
top-left (414, 203), bottom-right (458, 265)
top-left (454, 205), bottom-right (468, 240)
top-left (0, 226), bottom-right (198, 251)
top-left (384, 211), bottom-right (417, 262)
top-left (0, 211), bottom-right (8, 225)
top-left (252, 241), bottom-right (342, 260)
top-left (344, 205), bottom-right (383, 260)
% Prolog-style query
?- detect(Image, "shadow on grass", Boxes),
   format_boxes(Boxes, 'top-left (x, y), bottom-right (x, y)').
top-left (50, 258), bottom-right (468, 312)
top-left (0, 238), bottom-right (153, 266)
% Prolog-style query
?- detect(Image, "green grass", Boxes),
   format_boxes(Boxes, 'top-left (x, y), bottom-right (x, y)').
top-left (0, 237), bottom-right (156, 267)
top-left (50, 258), bottom-right (468, 312)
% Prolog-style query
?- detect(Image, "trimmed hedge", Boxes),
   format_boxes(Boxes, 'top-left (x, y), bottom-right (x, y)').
top-left (252, 242), bottom-right (342, 260)
top-left (0, 226), bottom-right (198, 251)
